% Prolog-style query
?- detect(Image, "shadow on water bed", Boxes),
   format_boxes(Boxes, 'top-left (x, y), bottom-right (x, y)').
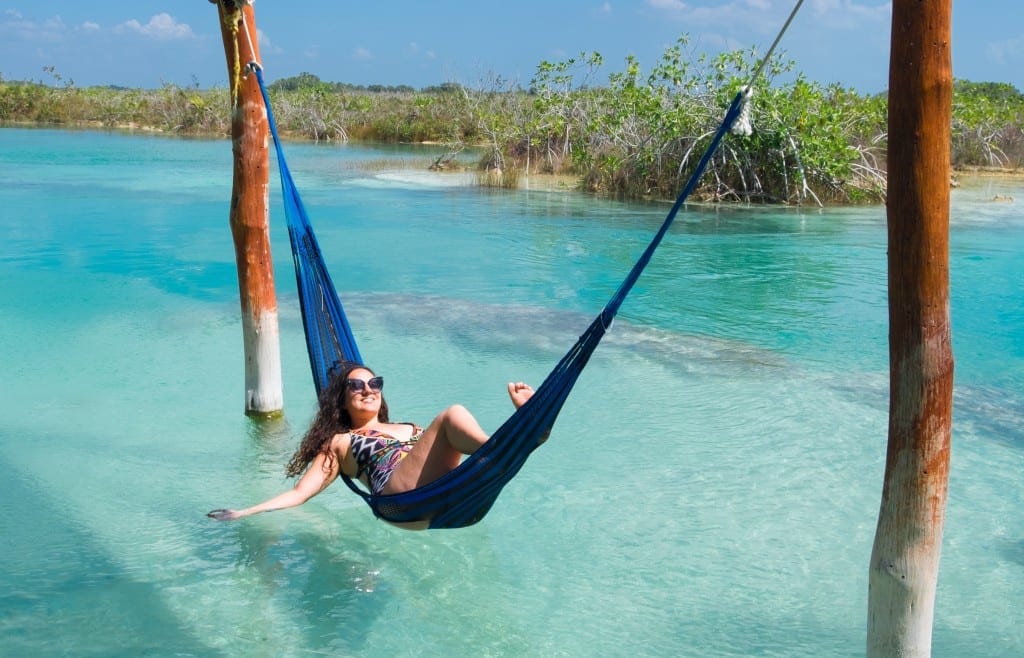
top-left (1002, 538), bottom-right (1024, 568)
top-left (323, 291), bottom-right (790, 375)
top-left (0, 418), bottom-right (394, 656)
top-left (0, 453), bottom-right (221, 656)
top-left (954, 385), bottom-right (1024, 452)
top-left (206, 415), bottom-right (392, 654)
top-left (213, 522), bottom-right (388, 654)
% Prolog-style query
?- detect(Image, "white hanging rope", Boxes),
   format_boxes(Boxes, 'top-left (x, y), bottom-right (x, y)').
top-left (239, 8), bottom-right (261, 72)
top-left (731, 86), bottom-right (755, 136)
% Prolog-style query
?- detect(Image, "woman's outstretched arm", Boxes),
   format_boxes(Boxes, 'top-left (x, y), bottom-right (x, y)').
top-left (207, 450), bottom-right (340, 521)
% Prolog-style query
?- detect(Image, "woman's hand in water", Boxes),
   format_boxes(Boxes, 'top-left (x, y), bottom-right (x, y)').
top-left (206, 508), bottom-right (242, 521)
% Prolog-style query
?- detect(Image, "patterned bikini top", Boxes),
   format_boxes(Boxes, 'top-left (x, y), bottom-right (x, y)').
top-left (348, 424), bottom-right (423, 495)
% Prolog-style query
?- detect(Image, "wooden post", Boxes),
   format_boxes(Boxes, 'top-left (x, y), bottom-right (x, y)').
top-left (867, 0), bottom-right (954, 655)
top-left (212, 0), bottom-right (283, 416)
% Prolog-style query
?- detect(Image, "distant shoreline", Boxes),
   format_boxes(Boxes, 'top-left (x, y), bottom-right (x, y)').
top-left (953, 166), bottom-right (1024, 182)
top-left (3, 121), bottom-right (1022, 198)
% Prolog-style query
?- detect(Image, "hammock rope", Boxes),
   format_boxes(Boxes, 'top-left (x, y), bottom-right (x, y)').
top-left (248, 1), bottom-right (803, 528)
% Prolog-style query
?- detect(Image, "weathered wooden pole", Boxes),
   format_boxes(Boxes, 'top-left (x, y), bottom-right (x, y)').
top-left (211, 0), bottom-right (283, 416)
top-left (867, 0), bottom-right (954, 655)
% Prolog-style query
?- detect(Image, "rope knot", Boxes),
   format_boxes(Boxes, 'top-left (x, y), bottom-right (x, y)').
top-left (731, 86), bottom-right (754, 137)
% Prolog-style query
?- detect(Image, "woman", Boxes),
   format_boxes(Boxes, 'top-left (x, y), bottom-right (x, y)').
top-left (207, 362), bottom-right (537, 527)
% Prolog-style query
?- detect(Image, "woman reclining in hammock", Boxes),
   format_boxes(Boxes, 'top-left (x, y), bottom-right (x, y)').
top-left (207, 362), bottom-right (536, 526)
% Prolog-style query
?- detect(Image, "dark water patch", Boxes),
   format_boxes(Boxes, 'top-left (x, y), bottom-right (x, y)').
top-left (802, 364), bottom-right (1024, 453)
top-left (954, 384), bottom-right (1024, 451)
top-left (1001, 538), bottom-right (1024, 568)
top-left (275, 290), bottom-right (790, 378)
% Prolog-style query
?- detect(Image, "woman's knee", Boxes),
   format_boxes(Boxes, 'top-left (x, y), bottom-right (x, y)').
top-left (444, 403), bottom-right (470, 420)
top-left (433, 403), bottom-right (470, 426)
top-left (428, 405), bottom-right (469, 433)
top-left (437, 404), bottom-right (487, 449)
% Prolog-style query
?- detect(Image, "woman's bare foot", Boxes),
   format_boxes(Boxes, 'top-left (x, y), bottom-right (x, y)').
top-left (507, 382), bottom-right (535, 409)
top-left (508, 381), bottom-right (551, 443)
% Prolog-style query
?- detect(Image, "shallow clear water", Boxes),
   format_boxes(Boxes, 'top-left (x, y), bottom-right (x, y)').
top-left (1, 128), bottom-right (1021, 657)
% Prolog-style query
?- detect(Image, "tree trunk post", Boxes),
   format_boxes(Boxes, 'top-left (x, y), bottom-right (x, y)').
top-left (212, 0), bottom-right (283, 416)
top-left (867, 1), bottom-right (954, 655)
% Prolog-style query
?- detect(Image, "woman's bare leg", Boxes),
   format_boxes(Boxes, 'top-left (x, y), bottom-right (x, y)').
top-left (383, 404), bottom-right (487, 494)
top-left (384, 384), bottom-right (538, 495)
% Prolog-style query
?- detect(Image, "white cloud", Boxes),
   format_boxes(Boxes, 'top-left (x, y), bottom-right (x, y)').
top-left (2, 11), bottom-right (199, 45)
top-left (646, 0), bottom-right (773, 32)
top-left (600, 2), bottom-right (613, 14)
top-left (648, 0), bottom-right (688, 10)
top-left (256, 28), bottom-right (283, 55)
top-left (0, 12), bottom-right (67, 42)
top-left (987, 35), bottom-right (1024, 66)
top-left (115, 13), bottom-right (195, 41)
top-left (408, 42), bottom-right (437, 61)
top-left (646, 0), bottom-right (888, 37)
top-left (810, 0), bottom-right (890, 28)
top-left (353, 47), bottom-right (373, 61)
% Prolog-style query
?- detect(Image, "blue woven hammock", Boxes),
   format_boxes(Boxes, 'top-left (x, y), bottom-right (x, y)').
top-left (253, 66), bottom-right (746, 528)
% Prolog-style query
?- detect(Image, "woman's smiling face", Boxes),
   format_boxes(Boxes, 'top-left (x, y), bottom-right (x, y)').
top-left (342, 367), bottom-right (383, 416)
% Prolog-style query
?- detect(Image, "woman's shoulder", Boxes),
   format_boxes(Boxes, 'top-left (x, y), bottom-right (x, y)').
top-left (329, 431), bottom-right (352, 450)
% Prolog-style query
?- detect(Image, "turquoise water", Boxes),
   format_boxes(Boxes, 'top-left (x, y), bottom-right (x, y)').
top-left (1, 127), bottom-right (1021, 656)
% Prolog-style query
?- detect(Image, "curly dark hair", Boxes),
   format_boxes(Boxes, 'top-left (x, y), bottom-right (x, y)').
top-left (284, 362), bottom-right (390, 478)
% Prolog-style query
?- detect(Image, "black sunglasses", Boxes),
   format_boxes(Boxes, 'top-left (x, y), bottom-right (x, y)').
top-left (345, 376), bottom-right (383, 393)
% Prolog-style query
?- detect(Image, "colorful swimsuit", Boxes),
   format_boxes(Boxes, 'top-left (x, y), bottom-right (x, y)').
top-left (348, 424), bottom-right (423, 495)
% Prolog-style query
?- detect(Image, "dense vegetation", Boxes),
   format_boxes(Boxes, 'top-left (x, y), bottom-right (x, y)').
top-left (3, 44), bottom-right (1023, 205)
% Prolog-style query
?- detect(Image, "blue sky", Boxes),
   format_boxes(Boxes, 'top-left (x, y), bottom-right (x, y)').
top-left (1, 2), bottom-right (1022, 94)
